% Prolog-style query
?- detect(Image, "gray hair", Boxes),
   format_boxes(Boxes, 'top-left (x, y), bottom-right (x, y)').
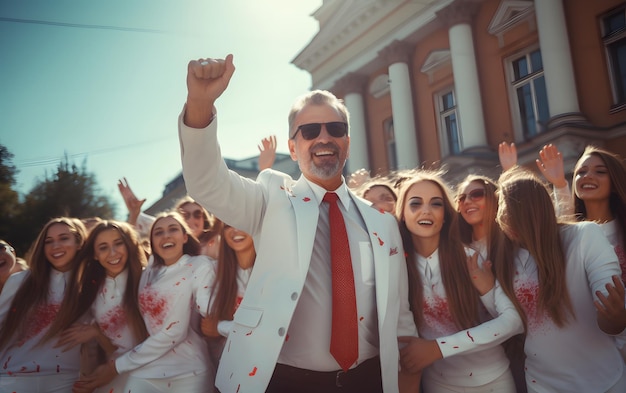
top-left (287, 90), bottom-right (350, 139)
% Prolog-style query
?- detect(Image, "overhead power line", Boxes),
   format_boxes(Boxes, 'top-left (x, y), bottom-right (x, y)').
top-left (0, 17), bottom-right (169, 34)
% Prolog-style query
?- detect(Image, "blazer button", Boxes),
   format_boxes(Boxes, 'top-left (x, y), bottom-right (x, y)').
top-left (291, 292), bottom-right (298, 301)
top-left (278, 327), bottom-right (286, 337)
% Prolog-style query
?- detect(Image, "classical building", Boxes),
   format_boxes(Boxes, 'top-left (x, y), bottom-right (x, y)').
top-left (293, 0), bottom-right (626, 183)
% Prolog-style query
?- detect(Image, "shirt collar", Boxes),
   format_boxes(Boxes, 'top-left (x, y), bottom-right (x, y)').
top-left (303, 176), bottom-right (352, 211)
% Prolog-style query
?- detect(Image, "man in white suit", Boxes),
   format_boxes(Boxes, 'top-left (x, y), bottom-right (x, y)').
top-left (179, 54), bottom-right (420, 393)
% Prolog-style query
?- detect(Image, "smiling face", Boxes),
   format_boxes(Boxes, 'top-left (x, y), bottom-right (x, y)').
top-left (288, 103), bottom-right (350, 190)
top-left (458, 181), bottom-right (486, 228)
top-left (574, 154), bottom-right (612, 203)
top-left (402, 181), bottom-right (445, 251)
top-left (151, 216), bottom-right (188, 266)
top-left (223, 226), bottom-right (254, 257)
top-left (0, 241), bottom-right (16, 282)
top-left (179, 202), bottom-right (205, 238)
top-left (94, 228), bottom-right (128, 278)
top-left (44, 223), bottom-right (81, 272)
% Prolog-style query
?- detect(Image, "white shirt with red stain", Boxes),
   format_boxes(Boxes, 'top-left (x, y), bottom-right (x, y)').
top-left (115, 254), bottom-right (217, 379)
top-left (91, 268), bottom-right (137, 358)
top-left (0, 269), bottom-right (82, 377)
top-left (216, 265), bottom-right (252, 337)
top-left (416, 248), bottom-right (523, 388)
top-left (513, 223), bottom-right (625, 392)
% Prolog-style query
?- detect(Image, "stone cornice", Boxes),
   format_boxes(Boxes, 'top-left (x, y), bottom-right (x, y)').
top-left (436, 0), bottom-right (482, 28)
top-left (378, 40), bottom-right (412, 66)
top-left (335, 73), bottom-right (368, 96)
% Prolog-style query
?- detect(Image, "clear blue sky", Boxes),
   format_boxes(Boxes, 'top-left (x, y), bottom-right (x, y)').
top-left (0, 0), bottom-right (320, 219)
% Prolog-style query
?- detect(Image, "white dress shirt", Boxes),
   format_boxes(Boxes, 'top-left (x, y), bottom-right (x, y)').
top-left (277, 178), bottom-right (379, 371)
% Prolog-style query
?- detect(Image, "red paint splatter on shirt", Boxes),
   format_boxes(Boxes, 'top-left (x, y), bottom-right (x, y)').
top-left (139, 286), bottom-right (170, 330)
top-left (98, 305), bottom-right (127, 340)
top-left (466, 331), bottom-right (474, 342)
top-left (303, 197), bottom-right (311, 202)
top-left (165, 321), bottom-right (180, 330)
top-left (514, 279), bottom-right (545, 332)
top-left (249, 366), bottom-right (258, 376)
top-left (16, 303), bottom-right (61, 346)
top-left (423, 295), bottom-right (456, 335)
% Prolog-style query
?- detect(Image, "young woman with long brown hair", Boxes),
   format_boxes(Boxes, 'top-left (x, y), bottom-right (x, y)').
top-left (76, 212), bottom-right (217, 392)
top-left (495, 168), bottom-right (626, 392)
top-left (0, 217), bottom-right (87, 392)
top-left (396, 171), bottom-right (522, 392)
top-left (43, 220), bottom-right (148, 392)
top-left (201, 222), bottom-right (256, 374)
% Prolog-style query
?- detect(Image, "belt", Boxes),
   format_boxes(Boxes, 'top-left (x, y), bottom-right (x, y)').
top-left (272, 356), bottom-right (381, 389)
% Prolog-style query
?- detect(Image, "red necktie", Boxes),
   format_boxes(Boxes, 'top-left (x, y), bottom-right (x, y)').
top-left (323, 192), bottom-right (358, 372)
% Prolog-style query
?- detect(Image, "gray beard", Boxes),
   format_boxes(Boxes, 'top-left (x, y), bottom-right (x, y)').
top-left (301, 159), bottom-right (343, 180)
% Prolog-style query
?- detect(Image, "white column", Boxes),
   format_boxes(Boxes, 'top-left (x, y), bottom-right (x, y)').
top-left (534, 0), bottom-right (580, 118)
top-left (438, 0), bottom-right (487, 149)
top-left (336, 73), bottom-right (369, 174)
top-left (380, 41), bottom-right (420, 170)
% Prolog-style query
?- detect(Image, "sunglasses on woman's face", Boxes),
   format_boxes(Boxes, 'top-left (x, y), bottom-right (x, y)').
top-left (457, 188), bottom-right (486, 203)
top-left (180, 209), bottom-right (203, 220)
top-left (291, 122), bottom-right (348, 140)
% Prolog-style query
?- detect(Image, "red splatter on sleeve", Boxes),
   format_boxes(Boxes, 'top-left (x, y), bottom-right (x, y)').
top-left (303, 197), bottom-right (311, 202)
top-left (249, 366), bottom-right (258, 376)
top-left (466, 331), bottom-right (474, 342)
top-left (165, 321), bottom-right (180, 330)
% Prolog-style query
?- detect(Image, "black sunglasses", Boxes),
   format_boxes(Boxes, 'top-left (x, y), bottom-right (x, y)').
top-left (457, 188), bottom-right (486, 203)
top-left (291, 122), bottom-right (348, 140)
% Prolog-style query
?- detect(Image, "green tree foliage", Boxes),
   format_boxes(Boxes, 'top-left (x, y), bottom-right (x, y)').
top-left (1, 148), bottom-right (116, 256)
top-left (0, 145), bottom-right (20, 242)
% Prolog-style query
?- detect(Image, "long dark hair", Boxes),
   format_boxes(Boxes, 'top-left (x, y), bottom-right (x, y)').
top-left (573, 146), bottom-right (626, 258)
top-left (208, 224), bottom-right (256, 321)
top-left (0, 217), bottom-right (87, 350)
top-left (395, 171), bottom-right (480, 330)
top-left (43, 220), bottom-right (148, 344)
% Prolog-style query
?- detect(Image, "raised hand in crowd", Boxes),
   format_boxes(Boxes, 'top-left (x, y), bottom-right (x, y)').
top-left (258, 135), bottom-right (277, 171)
top-left (498, 142), bottom-right (518, 172)
top-left (117, 177), bottom-right (146, 226)
top-left (535, 144), bottom-right (568, 188)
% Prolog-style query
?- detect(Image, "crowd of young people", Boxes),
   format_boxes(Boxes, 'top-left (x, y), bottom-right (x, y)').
top-left (1, 74), bottom-right (625, 392)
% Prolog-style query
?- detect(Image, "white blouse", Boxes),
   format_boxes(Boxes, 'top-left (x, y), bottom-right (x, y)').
top-left (416, 249), bottom-right (523, 387)
top-left (0, 269), bottom-right (82, 376)
top-left (114, 254), bottom-right (216, 379)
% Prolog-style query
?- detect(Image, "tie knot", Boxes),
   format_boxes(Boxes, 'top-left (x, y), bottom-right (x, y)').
top-left (323, 192), bottom-right (339, 204)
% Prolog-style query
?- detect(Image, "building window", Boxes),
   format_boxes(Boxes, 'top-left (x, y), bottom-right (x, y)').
top-left (383, 118), bottom-right (397, 170)
top-left (602, 5), bottom-right (626, 109)
top-left (507, 48), bottom-right (550, 140)
top-left (436, 89), bottom-right (462, 156)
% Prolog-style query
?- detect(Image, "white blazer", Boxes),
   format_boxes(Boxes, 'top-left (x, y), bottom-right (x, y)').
top-left (179, 114), bottom-right (417, 393)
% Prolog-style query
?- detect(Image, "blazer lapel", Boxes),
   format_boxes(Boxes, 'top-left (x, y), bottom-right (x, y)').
top-left (351, 194), bottom-right (390, 324)
top-left (290, 177), bottom-right (319, 281)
